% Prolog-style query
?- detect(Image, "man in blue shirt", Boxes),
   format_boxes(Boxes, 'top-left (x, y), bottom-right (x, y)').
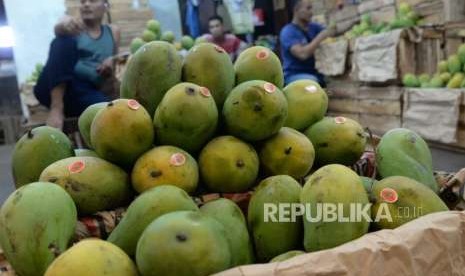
top-left (280, 0), bottom-right (336, 86)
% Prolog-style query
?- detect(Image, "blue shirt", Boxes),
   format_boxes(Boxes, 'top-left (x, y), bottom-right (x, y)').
top-left (280, 22), bottom-right (325, 78)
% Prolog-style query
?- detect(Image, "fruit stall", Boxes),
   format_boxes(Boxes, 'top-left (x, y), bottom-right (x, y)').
top-left (1, 0), bottom-right (465, 276)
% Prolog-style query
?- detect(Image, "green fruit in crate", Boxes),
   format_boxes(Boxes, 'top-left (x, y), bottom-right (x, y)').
top-left (259, 127), bottom-right (315, 179)
top-left (146, 19), bottom-right (161, 34)
top-left (130, 37), bottom-right (145, 54)
top-left (429, 76), bottom-right (444, 88)
top-left (359, 21), bottom-right (370, 32)
top-left (420, 81), bottom-right (432, 88)
top-left (0, 182), bottom-right (77, 276)
top-left (39, 156), bottom-right (132, 215)
top-left (458, 44), bottom-right (465, 64)
top-left (399, 2), bottom-right (412, 15)
top-left (136, 211), bottom-right (231, 276)
top-left (248, 175), bottom-right (302, 262)
top-left (180, 35), bottom-right (195, 50)
top-left (223, 80), bottom-right (288, 142)
top-left (440, 72), bottom-right (452, 83)
top-left (74, 148), bottom-right (98, 157)
top-left (78, 102), bottom-right (107, 148)
top-left (91, 99), bottom-right (154, 168)
top-left (44, 239), bottom-right (138, 276)
top-left (161, 31), bottom-right (175, 43)
top-left (120, 41), bottom-right (182, 115)
top-left (304, 116), bottom-right (366, 167)
top-left (200, 198), bottom-right (255, 266)
top-left (153, 83), bottom-right (218, 154)
top-left (447, 72), bottom-right (465, 89)
top-left (376, 128), bottom-right (438, 192)
top-left (438, 60), bottom-right (448, 73)
top-left (390, 17), bottom-right (415, 29)
top-left (402, 73), bottom-right (420, 87)
top-left (234, 46), bottom-right (284, 88)
top-left (301, 164), bottom-right (370, 252)
top-left (269, 250), bottom-right (305, 263)
top-left (283, 79), bottom-right (328, 130)
top-left (182, 42), bottom-right (235, 107)
top-left (12, 126), bottom-right (74, 188)
top-left (447, 55), bottom-right (462, 74)
top-left (371, 176), bottom-right (448, 230)
top-left (108, 185), bottom-right (199, 257)
top-left (418, 73), bottom-right (430, 84)
top-left (199, 136), bottom-right (259, 193)
top-left (142, 29), bottom-right (157, 42)
top-left (131, 146), bottom-right (199, 194)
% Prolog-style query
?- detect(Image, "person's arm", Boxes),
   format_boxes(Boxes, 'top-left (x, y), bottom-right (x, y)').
top-left (54, 15), bottom-right (84, 36)
top-left (290, 30), bottom-right (329, 61)
top-left (109, 24), bottom-right (121, 54)
top-left (46, 83), bottom-right (66, 130)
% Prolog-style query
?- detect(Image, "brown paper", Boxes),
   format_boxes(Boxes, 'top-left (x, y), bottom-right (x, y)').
top-left (215, 211), bottom-right (465, 276)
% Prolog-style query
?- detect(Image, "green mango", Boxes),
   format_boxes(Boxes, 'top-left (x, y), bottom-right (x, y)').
top-left (448, 55), bottom-right (462, 75)
top-left (77, 102), bottom-right (107, 148)
top-left (458, 44), bottom-right (465, 64)
top-left (402, 73), bottom-right (420, 87)
top-left (0, 182), bottom-right (77, 276)
top-left (447, 72), bottom-right (465, 89)
top-left (376, 128), bottom-right (438, 192)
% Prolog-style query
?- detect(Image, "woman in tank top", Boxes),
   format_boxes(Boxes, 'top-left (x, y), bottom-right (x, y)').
top-left (34, 0), bottom-right (120, 130)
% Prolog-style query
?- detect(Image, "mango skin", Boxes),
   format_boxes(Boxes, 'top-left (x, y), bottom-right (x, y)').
top-left (45, 239), bottom-right (138, 276)
top-left (136, 211), bottom-right (231, 276)
top-left (301, 164), bottom-right (370, 252)
top-left (200, 198), bottom-right (255, 266)
top-left (91, 99), bottom-right (154, 169)
top-left (199, 136), bottom-right (259, 193)
top-left (74, 149), bottom-right (98, 157)
top-left (131, 146), bottom-right (199, 194)
top-left (234, 46), bottom-right (284, 88)
top-left (223, 80), bottom-right (288, 142)
top-left (77, 102), bottom-right (107, 148)
top-left (153, 82), bottom-right (218, 154)
top-left (182, 43), bottom-right (235, 107)
top-left (120, 41), bottom-right (182, 116)
top-left (283, 80), bottom-right (328, 130)
top-left (0, 182), bottom-right (77, 276)
top-left (269, 250), bottom-right (305, 263)
top-left (12, 126), bottom-right (74, 188)
top-left (39, 156), bottom-right (132, 215)
top-left (376, 128), bottom-right (438, 193)
top-left (248, 175), bottom-right (302, 262)
top-left (371, 176), bottom-right (448, 230)
top-left (259, 127), bottom-right (315, 179)
top-left (108, 185), bottom-right (199, 257)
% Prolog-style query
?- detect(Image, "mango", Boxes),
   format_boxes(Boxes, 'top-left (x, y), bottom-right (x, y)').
top-left (146, 19), bottom-right (161, 35)
top-left (0, 182), bottom-right (77, 276)
top-left (12, 126), bottom-right (74, 188)
top-left (136, 211), bottom-right (231, 276)
top-left (259, 127), bottom-right (315, 179)
top-left (301, 164), bottom-right (370, 252)
top-left (77, 102), bottom-right (107, 148)
top-left (440, 72), bottom-right (451, 84)
top-left (283, 80), bottom-right (328, 130)
top-left (108, 185), bottom-right (199, 256)
top-left (120, 41), bottom-right (182, 115)
top-left (447, 72), bottom-right (465, 89)
top-left (438, 60), bottom-right (448, 73)
top-left (182, 43), bottom-right (235, 107)
top-left (130, 37), bottom-right (145, 54)
top-left (304, 116), bottom-right (366, 166)
top-left (161, 31), bottom-right (175, 43)
top-left (131, 145), bottom-right (199, 194)
top-left (181, 35), bottom-right (195, 50)
top-left (223, 80), bottom-right (288, 141)
top-left (39, 156), bottom-right (132, 215)
top-left (200, 198), bottom-right (254, 266)
top-left (45, 239), bottom-right (138, 276)
top-left (371, 176), bottom-right (448, 229)
top-left (153, 83), bottom-right (218, 154)
top-left (402, 73), bottom-right (420, 87)
top-left (429, 75), bottom-right (444, 88)
top-left (458, 44), bottom-right (465, 64)
top-left (418, 73), bottom-right (430, 84)
top-left (74, 148), bottom-right (98, 157)
top-left (448, 55), bottom-right (462, 74)
top-left (269, 250), bottom-right (305, 263)
top-left (199, 136), bottom-right (259, 193)
top-left (376, 128), bottom-right (438, 192)
top-left (248, 175), bottom-right (302, 262)
top-left (234, 46), bottom-right (284, 88)
top-left (91, 99), bottom-right (154, 168)
top-left (142, 29), bottom-right (157, 42)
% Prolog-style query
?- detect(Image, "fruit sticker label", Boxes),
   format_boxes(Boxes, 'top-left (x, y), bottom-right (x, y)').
top-left (264, 83), bottom-right (276, 94)
top-left (214, 45), bottom-right (225, 53)
top-left (256, 50), bottom-right (269, 60)
top-left (68, 160), bottom-right (85, 174)
top-left (380, 188), bottom-right (398, 203)
top-left (334, 117), bottom-right (347, 124)
top-left (170, 153), bottom-right (186, 166)
top-left (305, 85), bottom-right (318, 93)
top-left (128, 100), bottom-right (141, 110)
top-left (200, 87), bottom-right (211, 97)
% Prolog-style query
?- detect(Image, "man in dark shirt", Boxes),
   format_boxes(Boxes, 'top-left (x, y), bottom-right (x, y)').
top-left (280, 0), bottom-right (336, 86)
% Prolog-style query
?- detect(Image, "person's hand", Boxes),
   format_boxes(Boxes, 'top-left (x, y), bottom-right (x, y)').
top-left (326, 21), bottom-right (338, 37)
top-left (97, 57), bottom-right (114, 79)
top-left (55, 16), bottom-right (84, 36)
top-left (46, 108), bottom-right (64, 130)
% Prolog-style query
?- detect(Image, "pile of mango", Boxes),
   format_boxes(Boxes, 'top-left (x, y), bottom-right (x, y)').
top-left (403, 44), bottom-right (465, 88)
top-left (2, 41), bottom-right (450, 276)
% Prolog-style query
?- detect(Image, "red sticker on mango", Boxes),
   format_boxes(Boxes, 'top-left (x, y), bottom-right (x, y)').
top-left (256, 50), bottom-right (269, 60)
top-left (170, 153), bottom-right (186, 166)
top-left (128, 99), bottom-right (140, 110)
top-left (380, 188), bottom-right (398, 203)
top-left (334, 117), bottom-right (347, 124)
top-left (200, 87), bottom-right (211, 97)
top-left (263, 83), bottom-right (276, 94)
top-left (68, 160), bottom-right (85, 174)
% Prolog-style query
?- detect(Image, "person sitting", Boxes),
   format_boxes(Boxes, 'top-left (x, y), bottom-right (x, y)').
top-left (203, 15), bottom-right (247, 60)
top-left (34, 0), bottom-right (120, 130)
top-left (279, 0), bottom-right (336, 86)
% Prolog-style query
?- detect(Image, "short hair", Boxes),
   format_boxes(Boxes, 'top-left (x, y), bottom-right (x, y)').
top-left (292, 0), bottom-right (309, 11)
top-left (208, 15), bottom-right (223, 24)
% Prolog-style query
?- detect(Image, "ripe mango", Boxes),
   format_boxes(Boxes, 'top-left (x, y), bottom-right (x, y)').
top-left (77, 102), bottom-right (107, 148)
top-left (447, 72), bottom-right (465, 89)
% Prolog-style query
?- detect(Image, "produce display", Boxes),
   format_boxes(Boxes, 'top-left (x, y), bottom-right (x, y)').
top-left (2, 40), bottom-right (453, 276)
